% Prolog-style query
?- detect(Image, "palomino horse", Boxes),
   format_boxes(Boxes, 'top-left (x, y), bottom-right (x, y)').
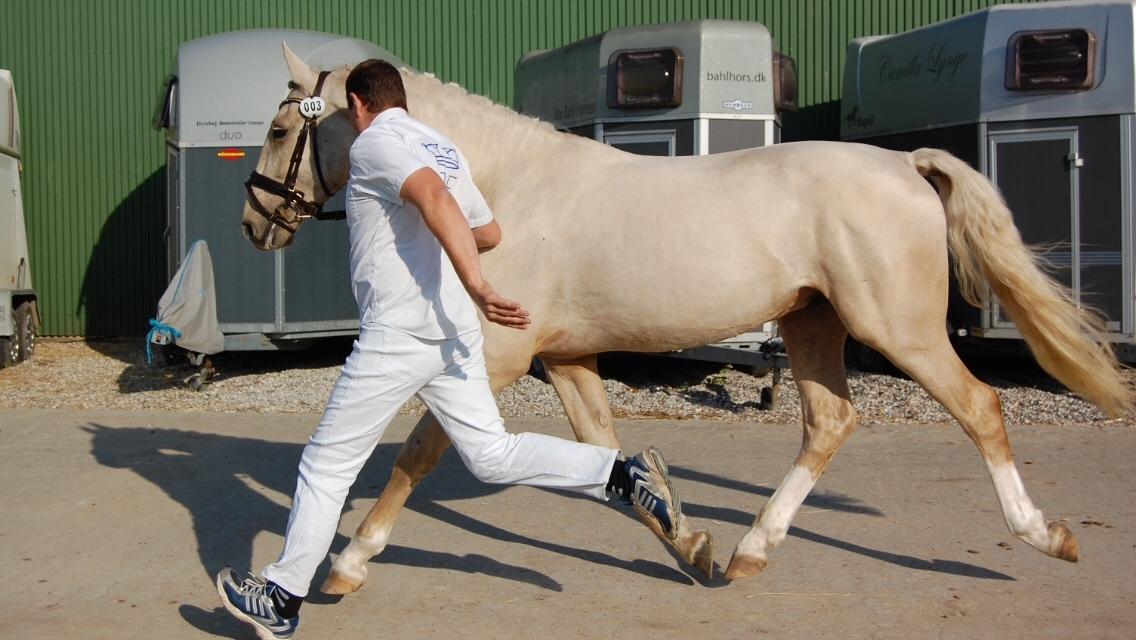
top-left (242, 46), bottom-right (1133, 590)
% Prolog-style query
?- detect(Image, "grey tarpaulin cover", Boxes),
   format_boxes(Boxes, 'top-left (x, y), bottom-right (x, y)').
top-left (150, 240), bottom-right (224, 356)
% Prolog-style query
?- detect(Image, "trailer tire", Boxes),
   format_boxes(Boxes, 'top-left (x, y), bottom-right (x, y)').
top-left (14, 301), bottom-right (35, 363)
top-left (0, 336), bottom-right (15, 368)
top-left (1, 301), bottom-right (17, 367)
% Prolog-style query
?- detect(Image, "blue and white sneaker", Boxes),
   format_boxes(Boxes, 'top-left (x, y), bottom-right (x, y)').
top-left (626, 447), bottom-right (681, 541)
top-left (215, 568), bottom-right (299, 640)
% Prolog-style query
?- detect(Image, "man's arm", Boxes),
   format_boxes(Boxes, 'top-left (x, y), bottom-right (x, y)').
top-left (399, 167), bottom-right (529, 329)
top-left (472, 220), bottom-right (502, 253)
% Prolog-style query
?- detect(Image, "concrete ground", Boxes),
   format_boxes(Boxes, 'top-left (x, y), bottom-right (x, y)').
top-left (0, 408), bottom-right (1133, 639)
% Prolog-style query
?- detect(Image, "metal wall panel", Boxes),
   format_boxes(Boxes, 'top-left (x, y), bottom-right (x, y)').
top-left (0, 0), bottom-right (1043, 335)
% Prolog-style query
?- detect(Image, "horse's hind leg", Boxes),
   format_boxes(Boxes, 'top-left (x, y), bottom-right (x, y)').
top-left (869, 330), bottom-right (1079, 562)
top-left (322, 351), bottom-right (532, 594)
top-left (541, 355), bottom-right (621, 449)
top-left (543, 354), bottom-right (714, 578)
top-left (726, 302), bottom-right (858, 580)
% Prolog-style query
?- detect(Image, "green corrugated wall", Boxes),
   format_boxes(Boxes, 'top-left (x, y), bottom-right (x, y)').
top-left (0, 0), bottom-right (1043, 336)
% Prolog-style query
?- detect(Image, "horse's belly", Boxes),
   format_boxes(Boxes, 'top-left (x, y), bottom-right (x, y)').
top-left (536, 278), bottom-right (809, 357)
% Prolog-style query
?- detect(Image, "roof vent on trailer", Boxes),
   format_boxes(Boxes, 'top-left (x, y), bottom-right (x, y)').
top-left (1005, 29), bottom-right (1097, 92)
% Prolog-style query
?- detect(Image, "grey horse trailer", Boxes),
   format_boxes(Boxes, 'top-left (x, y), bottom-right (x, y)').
top-left (515, 19), bottom-right (797, 368)
top-left (0, 69), bottom-right (38, 367)
top-left (841, 0), bottom-right (1136, 361)
top-left (156, 29), bottom-right (403, 350)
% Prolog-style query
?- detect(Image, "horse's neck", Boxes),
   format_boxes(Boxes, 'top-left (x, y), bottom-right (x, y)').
top-left (404, 74), bottom-right (561, 205)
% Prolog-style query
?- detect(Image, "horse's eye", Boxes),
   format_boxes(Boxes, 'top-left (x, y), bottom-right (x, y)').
top-left (271, 127), bottom-right (288, 140)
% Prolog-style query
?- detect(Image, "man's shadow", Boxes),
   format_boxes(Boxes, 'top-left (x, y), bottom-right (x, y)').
top-left (83, 422), bottom-right (692, 592)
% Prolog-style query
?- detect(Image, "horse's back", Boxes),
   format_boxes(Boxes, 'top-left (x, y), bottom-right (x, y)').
top-left (499, 140), bottom-right (946, 354)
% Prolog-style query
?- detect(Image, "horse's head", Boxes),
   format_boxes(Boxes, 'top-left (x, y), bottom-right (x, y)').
top-left (241, 44), bottom-right (353, 250)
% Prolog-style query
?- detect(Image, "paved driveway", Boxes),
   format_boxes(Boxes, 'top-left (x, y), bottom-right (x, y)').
top-left (1, 409), bottom-right (1133, 639)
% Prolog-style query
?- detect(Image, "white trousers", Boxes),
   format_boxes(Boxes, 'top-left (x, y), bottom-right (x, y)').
top-left (261, 325), bottom-right (618, 596)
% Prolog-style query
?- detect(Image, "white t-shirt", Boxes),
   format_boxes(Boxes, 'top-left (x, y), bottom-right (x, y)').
top-left (345, 108), bottom-right (493, 339)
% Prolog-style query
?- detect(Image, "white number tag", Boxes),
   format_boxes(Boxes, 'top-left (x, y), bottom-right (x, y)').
top-left (299, 97), bottom-right (325, 118)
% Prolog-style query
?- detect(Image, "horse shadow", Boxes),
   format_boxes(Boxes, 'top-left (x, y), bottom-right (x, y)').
top-left (669, 466), bottom-right (1013, 582)
top-left (84, 419), bottom-right (1011, 600)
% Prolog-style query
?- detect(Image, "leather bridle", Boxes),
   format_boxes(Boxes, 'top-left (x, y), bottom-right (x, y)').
top-left (245, 70), bottom-right (345, 235)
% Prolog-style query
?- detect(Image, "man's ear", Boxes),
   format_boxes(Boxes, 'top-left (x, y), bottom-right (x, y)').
top-left (282, 42), bottom-right (317, 92)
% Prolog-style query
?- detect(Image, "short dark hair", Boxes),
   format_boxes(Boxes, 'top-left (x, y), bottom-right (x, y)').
top-left (345, 59), bottom-right (407, 111)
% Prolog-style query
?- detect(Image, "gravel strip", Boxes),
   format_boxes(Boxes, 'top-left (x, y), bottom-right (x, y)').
top-left (0, 338), bottom-right (1130, 426)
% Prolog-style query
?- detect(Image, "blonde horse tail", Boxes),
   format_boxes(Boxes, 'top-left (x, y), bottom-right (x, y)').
top-left (911, 147), bottom-right (1134, 417)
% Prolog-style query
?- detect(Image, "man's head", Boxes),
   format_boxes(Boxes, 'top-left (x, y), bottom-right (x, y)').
top-left (345, 59), bottom-right (407, 132)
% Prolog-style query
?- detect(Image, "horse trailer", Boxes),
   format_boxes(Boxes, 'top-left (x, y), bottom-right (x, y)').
top-left (515, 19), bottom-right (797, 368)
top-left (155, 30), bottom-right (403, 350)
top-left (841, 0), bottom-right (1136, 361)
top-left (0, 69), bottom-right (38, 368)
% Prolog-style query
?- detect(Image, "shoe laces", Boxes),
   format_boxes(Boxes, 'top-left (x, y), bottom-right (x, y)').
top-left (238, 574), bottom-right (271, 598)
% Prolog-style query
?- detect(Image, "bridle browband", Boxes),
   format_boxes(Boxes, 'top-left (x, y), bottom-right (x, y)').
top-left (245, 70), bottom-right (346, 235)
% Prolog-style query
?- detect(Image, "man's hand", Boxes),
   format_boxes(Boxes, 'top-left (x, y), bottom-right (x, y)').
top-left (470, 281), bottom-right (530, 330)
top-left (401, 168), bottom-right (529, 330)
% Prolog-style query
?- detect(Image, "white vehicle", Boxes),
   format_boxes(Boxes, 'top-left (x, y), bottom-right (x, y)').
top-left (0, 69), bottom-right (37, 367)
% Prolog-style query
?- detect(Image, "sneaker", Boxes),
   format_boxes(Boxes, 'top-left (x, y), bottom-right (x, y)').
top-left (215, 568), bottom-right (300, 640)
top-left (625, 447), bottom-right (681, 541)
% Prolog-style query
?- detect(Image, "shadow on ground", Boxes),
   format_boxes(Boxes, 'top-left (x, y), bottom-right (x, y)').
top-left (84, 420), bottom-right (1011, 603)
top-left (87, 337), bottom-right (356, 394)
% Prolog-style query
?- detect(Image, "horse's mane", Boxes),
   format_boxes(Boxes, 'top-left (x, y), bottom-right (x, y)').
top-left (401, 69), bottom-right (559, 137)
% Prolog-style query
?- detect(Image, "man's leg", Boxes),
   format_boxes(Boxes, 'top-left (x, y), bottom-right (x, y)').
top-left (261, 327), bottom-right (429, 596)
top-left (416, 331), bottom-right (685, 546)
top-left (418, 335), bottom-right (617, 498)
top-left (217, 327), bottom-right (435, 640)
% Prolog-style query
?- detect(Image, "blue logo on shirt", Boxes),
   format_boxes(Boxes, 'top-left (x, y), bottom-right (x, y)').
top-left (423, 143), bottom-right (460, 170)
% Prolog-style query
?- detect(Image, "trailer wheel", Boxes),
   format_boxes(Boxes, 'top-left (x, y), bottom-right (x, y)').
top-left (14, 301), bottom-right (36, 362)
top-left (0, 336), bottom-right (15, 368)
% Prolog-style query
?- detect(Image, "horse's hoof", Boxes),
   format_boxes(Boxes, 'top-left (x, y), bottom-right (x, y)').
top-left (1047, 521), bottom-right (1079, 563)
top-left (687, 529), bottom-right (715, 580)
top-left (724, 552), bottom-right (767, 581)
top-left (320, 569), bottom-right (364, 595)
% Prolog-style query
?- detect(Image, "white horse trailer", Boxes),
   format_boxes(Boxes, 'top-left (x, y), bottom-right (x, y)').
top-left (841, 0), bottom-right (1136, 361)
top-left (155, 30), bottom-right (404, 350)
top-left (0, 69), bottom-right (38, 367)
top-left (515, 19), bottom-right (797, 369)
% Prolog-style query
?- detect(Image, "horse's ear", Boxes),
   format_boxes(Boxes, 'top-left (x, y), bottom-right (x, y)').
top-left (282, 42), bottom-right (317, 92)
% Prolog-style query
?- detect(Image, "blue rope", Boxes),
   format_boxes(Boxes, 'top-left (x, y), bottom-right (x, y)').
top-left (145, 318), bottom-right (182, 364)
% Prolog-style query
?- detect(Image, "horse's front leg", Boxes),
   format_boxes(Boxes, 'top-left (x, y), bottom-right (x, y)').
top-left (322, 412), bottom-right (451, 594)
top-left (726, 303), bottom-right (857, 580)
top-left (542, 354), bottom-right (715, 579)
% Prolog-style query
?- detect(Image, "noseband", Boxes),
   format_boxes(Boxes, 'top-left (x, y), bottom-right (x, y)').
top-left (245, 70), bottom-right (345, 235)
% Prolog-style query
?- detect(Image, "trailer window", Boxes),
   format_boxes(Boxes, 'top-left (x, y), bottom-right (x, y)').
top-left (773, 52), bottom-right (798, 112)
top-left (1005, 29), bottom-right (1096, 92)
top-left (607, 48), bottom-right (683, 109)
top-left (152, 75), bottom-right (177, 130)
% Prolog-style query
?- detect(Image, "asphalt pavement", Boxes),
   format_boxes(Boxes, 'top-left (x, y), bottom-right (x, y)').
top-left (0, 408), bottom-right (1133, 639)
